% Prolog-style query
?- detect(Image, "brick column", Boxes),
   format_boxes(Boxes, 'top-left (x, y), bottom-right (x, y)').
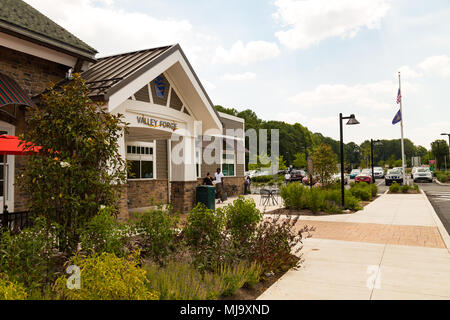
top-left (170, 181), bottom-right (199, 213)
top-left (117, 184), bottom-right (129, 221)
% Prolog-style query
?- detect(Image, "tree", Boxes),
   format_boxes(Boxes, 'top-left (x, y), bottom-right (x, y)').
top-left (18, 74), bottom-right (127, 253)
top-left (293, 152), bottom-right (307, 169)
top-left (311, 144), bottom-right (338, 185)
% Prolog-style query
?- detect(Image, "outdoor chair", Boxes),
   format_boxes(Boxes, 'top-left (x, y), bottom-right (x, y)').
top-left (259, 188), bottom-right (272, 206)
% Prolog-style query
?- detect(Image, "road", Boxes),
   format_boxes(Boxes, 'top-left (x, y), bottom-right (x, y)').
top-left (418, 181), bottom-right (450, 235)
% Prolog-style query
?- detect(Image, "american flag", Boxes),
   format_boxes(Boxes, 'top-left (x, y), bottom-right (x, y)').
top-left (396, 88), bottom-right (402, 104)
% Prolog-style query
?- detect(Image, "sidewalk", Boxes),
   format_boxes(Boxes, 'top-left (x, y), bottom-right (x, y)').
top-left (257, 192), bottom-right (450, 300)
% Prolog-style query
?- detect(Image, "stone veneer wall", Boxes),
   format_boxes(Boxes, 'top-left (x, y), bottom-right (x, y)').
top-left (170, 181), bottom-right (199, 213)
top-left (0, 47), bottom-right (68, 212)
top-left (196, 176), bottom-right (245, 198)
top-left (127, 179), bottom-right (168, 209)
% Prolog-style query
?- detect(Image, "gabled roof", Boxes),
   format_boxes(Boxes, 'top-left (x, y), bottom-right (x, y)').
top-left (82, 45), bottom-right (174, 98)
top-left (0, 0), bottom-right (97, 60)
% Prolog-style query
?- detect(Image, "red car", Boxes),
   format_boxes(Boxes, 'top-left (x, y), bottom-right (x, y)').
top-left (355, 173), bottom-right (372, 184)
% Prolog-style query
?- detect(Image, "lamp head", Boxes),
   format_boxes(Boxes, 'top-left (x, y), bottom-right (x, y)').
top-left (346, 114), bottom-right (359, 125)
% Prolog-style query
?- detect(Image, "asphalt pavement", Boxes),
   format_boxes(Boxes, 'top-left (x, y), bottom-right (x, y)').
top-left (419, 181), bottom-right (450, 235)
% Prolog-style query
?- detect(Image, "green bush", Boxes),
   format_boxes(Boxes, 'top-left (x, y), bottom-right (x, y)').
top-left (307, 187), bottom-right (325, 213)
top-left (435, 171), bottom-right (450, 183)
top-left (281, 182), bottom-right (307, 210)
top-left (144, 260), bottom-right (225, 300)
top-left (80, 206), bottom-right (132, 257)
top-left (370, 183), bottom-right (378, 197)
top-left (389, 182), bottom-right (400, 193)
top-left (349, 182), bottom-right (372, 201)
top-left (54, 251), bottom-right (158, 300)
top-left (251, 175), bottom-right (273, 183)
top-left (401, 184), bottom-right (410, 193)
top-left (0, 275), bottom-right (28, 300)
top-left (344, 190), bottom-right (363, 211)
top-left (217, 260), bottom-right (262, 296)
top-left (221, 196), bottom-right (262, 244)
top-left (0, 217), bottom-right (59, 291)
top-left (183, 203), bottom-right (226, 270)
top-left (134, 207), bottom-right (179, 264)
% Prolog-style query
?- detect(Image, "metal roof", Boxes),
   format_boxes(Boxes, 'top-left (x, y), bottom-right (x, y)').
top-left (82, 45), bottom-right (175, 98)
top-left (0, 0), bottom-right (97, 59)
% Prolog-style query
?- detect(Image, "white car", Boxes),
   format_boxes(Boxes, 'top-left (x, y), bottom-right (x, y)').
top-left (411, 167), bottom-right (419, 179)
top-left (361, 168), bottom-right (371, 175)
top-left (373, 167), bottom-right (384, 179)
top-left (331, 173), bottom-right (348, 185)
top-left (412, 167), bottom-right (433, 183)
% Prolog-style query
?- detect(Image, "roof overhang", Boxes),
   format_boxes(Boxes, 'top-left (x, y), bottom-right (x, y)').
top-left (0, 73), bottom-right (34, 108)
top-left (106, 45), bottom-right (222, 133)
top-left (0, 23), bottom-right (97, 63)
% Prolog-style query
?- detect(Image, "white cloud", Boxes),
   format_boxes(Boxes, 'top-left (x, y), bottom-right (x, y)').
top-left (288, 80), bottom-right (416, 110)
top-left (214, 40), bottom-right (280, 65)
top-left (397, 65), bottom-right (423, 79)
top-left (202, 80), bottom-right (216, 91)
top-left (273, 0), bottom-right (390, 50)
top-left (23, 0), bottom-right (218, 62)
top-left (418, 55), bottom-right (450, 77)
top-left (222, 72), bottom-right (256, 81)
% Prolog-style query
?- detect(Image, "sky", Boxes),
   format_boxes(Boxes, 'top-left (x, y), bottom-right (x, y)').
top-left (24, 0), bottom-right (450, 149)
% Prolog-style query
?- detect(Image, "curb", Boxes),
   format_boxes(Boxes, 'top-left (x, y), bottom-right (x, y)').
top-left (434, 178), bottom-right (450, 186)
top-left (420, 189), bottom-right (450, 253)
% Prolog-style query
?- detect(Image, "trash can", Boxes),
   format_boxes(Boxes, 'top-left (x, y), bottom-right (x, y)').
top-left (196, 185), bottom-right (216, 210)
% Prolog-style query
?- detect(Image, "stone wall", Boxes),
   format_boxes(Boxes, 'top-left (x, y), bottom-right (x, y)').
top-left (0, 47), bottom-right (67, 212)
top-left (127, 179), bottom-right (169, 209)
top-left (170, 180), bottom-right (199, 213)
top-left (222, 176), bottom-right (245, 197)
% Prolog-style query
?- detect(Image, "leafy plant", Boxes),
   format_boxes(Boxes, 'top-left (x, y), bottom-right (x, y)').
top-left (401, 184), bottom-right (410, 193)
top-left (0, 217), bottom-right (59, 291)
top-left (0, 275), bottom-right (28, 300)
top-left (349, 182), bottom-right (372, 201)
top-left (183, 203), bottom-right (227, 270)
top-left (54, 251), bottom-right (158, 300)
top-left (247, 214), bottom-right (313, 275)
top-left (217, 261), bottom-right (251, 296)
top-left (311, 143), bottom-right (338, 185)
top-left (134, 207), bottom-right (180, 265)
top-left (389, 182), bottom-right (400, 193)
top-left (221, 196), bottom-right (262, 245)
top-left (18, 74), bottom-right (127, 253)
top-left (80, 206), bottom-right (132, 257)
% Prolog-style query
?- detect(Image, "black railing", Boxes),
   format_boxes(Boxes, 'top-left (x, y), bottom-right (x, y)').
top-left (0, 208), bottom-right (31, 233)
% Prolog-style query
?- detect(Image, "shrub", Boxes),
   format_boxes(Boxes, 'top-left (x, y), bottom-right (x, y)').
top-left (436, 171), bottom-right (450, 183)
top-left (247, 215), bottom-right (313, 275)
top-left (344, 190), bottom-right (363, 211)
top-left (281, 182), bottom-right (307, 210)
top-left (389, 182), bottom-right (400, 193)
top-left (134, 207), bottom-right (179, 264)
top-left (54, 251), bottom-right (158, 300)
top-left (0, 275), bottom-right (28, 300)
top-left (183, 204), bottom-right (226, 270)
top-left (0, 217), bottom-right (59, 291)
top-left (307, 187), bottom-right (325, 213)
top-left (349, 182), bottom-right (372, 201)
top-left (80, 206), bottom-right (132, 257)
top-left (370, 183), bottom-right (378, 197)
top-left (221, 196), bottom-right (262, 244)
top-left (144, 260), bottom-right (225, 300)
top-left (401, 184), bottom-right (410, 193)
top-left (251, 175), bottom-right (273, 183)
top-left (414, 183), bottom-right (420, 191)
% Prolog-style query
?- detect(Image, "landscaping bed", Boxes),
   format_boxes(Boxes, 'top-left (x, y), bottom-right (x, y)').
top-left (387, 182), bottom-right (420, 194)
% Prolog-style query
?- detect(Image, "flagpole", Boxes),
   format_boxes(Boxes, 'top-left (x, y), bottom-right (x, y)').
top-left (398, 71), bottom-right (406, 184)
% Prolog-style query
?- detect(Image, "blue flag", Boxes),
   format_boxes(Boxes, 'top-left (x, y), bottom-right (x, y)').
top-left (392, 109), bottom-right (401, 125)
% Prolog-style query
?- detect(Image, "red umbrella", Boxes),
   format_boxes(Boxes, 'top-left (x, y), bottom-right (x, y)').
top-left (0, 135), bottom-right (41, 155)
top-left (0, 135), bottom-right (41, 213)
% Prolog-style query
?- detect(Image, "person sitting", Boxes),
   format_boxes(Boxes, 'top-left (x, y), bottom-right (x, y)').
top-left (203, 172), bottom-right (213, 186)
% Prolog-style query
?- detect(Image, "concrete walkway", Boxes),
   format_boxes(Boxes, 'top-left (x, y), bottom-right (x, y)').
top-left (257, 191), bottom-right (450, 300)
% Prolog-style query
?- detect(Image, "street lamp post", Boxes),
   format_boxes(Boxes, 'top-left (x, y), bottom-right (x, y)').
top-left (339, 113), bottom-right (359, 209)
top-left (436, 141), bottom-right (441, 171)
top-left (370, 139), bottom-right (381, 183)
top-left (441, 133), bottom-right (450, 171)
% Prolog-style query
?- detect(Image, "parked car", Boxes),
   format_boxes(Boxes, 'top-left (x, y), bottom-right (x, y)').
top-left (245, 170), bottom-right (258, 178)
top-left (373, 167), bottom-right (384, 179)
top-left (385, 168), bottom-right (403, 186)
top-left (349, 169), bottom-right (361, 179)
top-left (411, 167), bottom-right (419, 179)
top-left (361, 168), bottom-right (371, 175)
top-left (331, 173), bottom-right (348, 184)
top-left (412, 167), bottom-right (433, 183)
top-left (355, 173), bottom-right (372, 184)
top-left (302, 175), bottom-right (317, 185)
top-left (393, 167), bottom-right (404, 174)
top-left (290, 169), bottom-right (306, 181)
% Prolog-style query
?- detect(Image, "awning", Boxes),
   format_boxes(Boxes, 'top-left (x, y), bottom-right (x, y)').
top-left (0, 74), bottom-right (34, 108)
top-left (0, 135), bottom-right (41, 155)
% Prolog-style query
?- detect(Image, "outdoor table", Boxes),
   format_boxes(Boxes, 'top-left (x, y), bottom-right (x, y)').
top-left (261, 188), bottom-right (279, 206)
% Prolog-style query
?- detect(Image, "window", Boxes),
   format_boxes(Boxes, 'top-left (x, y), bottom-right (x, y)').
top-left (222, 150), bottom-right (235, 176)
top-left (127, 142), bottom-right (155, 179)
